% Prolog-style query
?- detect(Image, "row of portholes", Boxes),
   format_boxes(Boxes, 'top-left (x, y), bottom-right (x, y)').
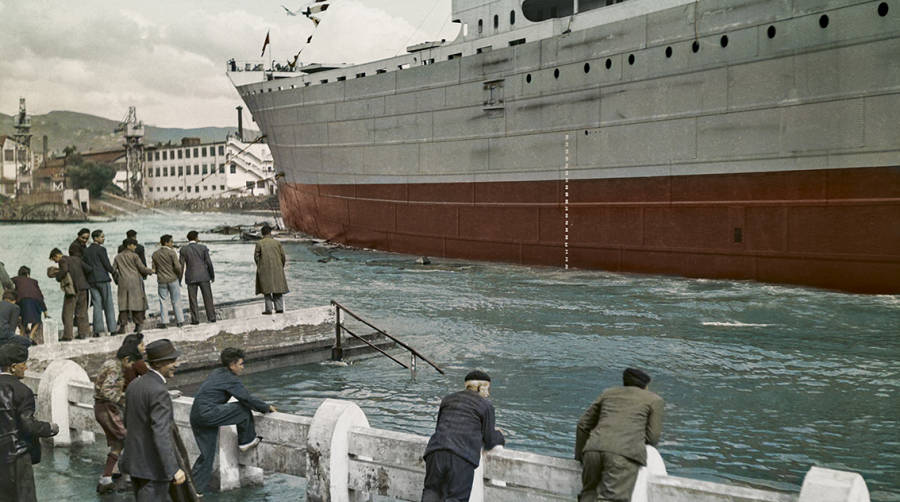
top-left (525, 2), bottom-right (890, 84)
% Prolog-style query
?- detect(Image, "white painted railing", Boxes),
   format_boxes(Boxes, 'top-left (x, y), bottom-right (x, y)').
top-left (28, 363), bottom-right (871, 502)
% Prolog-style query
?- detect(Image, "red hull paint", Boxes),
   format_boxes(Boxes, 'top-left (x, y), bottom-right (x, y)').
top-left (279, 167), bottom-right (900, 294)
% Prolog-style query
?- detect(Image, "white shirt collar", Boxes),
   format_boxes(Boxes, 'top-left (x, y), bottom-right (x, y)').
top-left (149, 368), bottom-right (166, 384)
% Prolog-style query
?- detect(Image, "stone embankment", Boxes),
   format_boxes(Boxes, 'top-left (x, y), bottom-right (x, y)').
top-left (0, 195), bottom-right (88, 222)
top-left (27, 303), bottom-right (872, 502)
top-left (150, 194), bottom-right (280, 213)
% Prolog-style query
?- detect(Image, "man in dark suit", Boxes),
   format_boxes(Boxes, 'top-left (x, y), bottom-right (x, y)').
top-left (83, 229), bottom-right (118, 336)
top-left (575, 368), bottom-right (664, 502)
top-left (68, 227), bottom-right (90, 258)
top-left (422, 370), bottom-right (505, 502)
top-left (178, 231), bottom-right (216, 324)
top-left (119, 339), bottom-right (186, 500)
top-left (0, 342), bottom-right (59, 501)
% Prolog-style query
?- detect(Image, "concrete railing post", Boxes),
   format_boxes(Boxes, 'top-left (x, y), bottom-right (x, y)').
top-left (42, 318), bottom-right (60, 345)
top-left (35, 359), bottom-right (94, 446)
top-left (631, 445), bottom-right (667, 502)
top-left (799, 466), bottom-right (870, 502)
top-left (306, 399), bottom-right (370, 502)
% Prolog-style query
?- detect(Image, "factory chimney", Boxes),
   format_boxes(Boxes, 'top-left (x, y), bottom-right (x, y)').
top-left (236, 106), bottom-right (244, 142)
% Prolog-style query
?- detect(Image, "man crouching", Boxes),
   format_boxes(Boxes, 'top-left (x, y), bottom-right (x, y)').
top-left (421, 370), bottom-right (505, 502)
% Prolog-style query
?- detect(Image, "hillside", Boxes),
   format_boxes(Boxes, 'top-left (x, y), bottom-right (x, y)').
top-left (0, 110), bottom-right (259, 155)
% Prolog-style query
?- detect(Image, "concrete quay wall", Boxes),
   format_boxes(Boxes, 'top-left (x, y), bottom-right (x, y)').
top-left (25, 365), bottom-right (870, 502)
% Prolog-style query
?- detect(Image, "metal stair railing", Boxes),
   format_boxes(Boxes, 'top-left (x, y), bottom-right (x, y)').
top-left (331, 300), bottom-right (444, 375)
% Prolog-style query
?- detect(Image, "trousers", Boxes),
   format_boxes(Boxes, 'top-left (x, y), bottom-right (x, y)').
top-left (89, 281), bottom-right (117, 334)
top-left (187, 281), bottom-right (215, 323)
top-left (579, 450), bottom-right (641, 502)
top-left (157, 281), bottom-right (184, 324)
top-left (62, 290), bottom-right (90, 340)
top-left (132, 477), bottom-right (172, 502)
top-left (0, 453), bottom-right (37, 502)
top-left (421, 450), bottom-right (475, 502)
top-left (189, 402), bottom-right (257, 494)
top-left (264, 293), bottom-right (284, 313)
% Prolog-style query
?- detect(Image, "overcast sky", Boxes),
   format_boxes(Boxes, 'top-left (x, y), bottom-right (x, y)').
top-left (0, 0), bottom-right (459, 128)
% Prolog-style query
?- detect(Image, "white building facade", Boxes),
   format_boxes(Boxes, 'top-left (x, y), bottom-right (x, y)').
top-left (143, 135), bottom-right (275, 200)
top-left (0, 136), bottom-right (34, 196)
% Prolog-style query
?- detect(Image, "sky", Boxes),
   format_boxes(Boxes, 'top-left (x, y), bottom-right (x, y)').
top-left (0, 0), bottom-right (460, 128)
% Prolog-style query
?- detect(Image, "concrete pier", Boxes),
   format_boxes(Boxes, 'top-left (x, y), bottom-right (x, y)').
top-left (25, 361), bottom-right (870, 502)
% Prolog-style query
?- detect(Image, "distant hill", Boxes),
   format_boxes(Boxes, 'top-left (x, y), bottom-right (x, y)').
top-left (0, 110), bottom-right (259, 155)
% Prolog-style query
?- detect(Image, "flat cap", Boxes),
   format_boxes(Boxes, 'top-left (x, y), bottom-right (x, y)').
top-left (464, 370), bottom-right (491, 382)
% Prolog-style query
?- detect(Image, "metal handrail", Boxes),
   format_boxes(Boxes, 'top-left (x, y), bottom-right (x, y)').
top-left (331, 300), bottom-right (444, 375)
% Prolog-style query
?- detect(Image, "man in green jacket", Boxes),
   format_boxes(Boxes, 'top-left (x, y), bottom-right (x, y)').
top-left (575, 368), bottom-right (664, 502)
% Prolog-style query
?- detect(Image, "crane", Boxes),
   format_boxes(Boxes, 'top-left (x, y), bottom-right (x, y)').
top-left (114, 106), bottom-right (145, 199)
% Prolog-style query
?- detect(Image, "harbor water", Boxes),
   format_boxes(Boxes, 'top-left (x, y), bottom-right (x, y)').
top-left (1, 212), bottom-right (897, 501)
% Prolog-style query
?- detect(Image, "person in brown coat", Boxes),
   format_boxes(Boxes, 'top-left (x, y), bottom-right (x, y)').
top-left (49, 247), bottom-right (93, 341)
top-left (254, 225), bottom-right (289, 314)
top-left (575, 368), bottom-right (664, 502)
top-left (151, 234), bottom-right (184, 328)
top-left (113, 239), bottom-right (154, 334)
top-left (11, 267), bottom-right (47, 343)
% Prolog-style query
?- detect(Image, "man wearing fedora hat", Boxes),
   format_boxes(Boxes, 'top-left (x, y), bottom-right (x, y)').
top-left (575, 368), bottom-right (664, 502)
top-left (0, 342), bottom-right (59, 501)
top-left (119, 339), bottom-right (187, 500)
top-left (421, 370), bottom-right (505, 502)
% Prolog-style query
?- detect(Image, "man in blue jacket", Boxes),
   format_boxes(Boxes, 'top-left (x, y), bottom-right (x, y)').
top-left (83, 229), bottom-right (118, 336)
top-left (189, 347), bottom-right (276, 494)
top-left (422, 370), bottom-right (505, 502)
top-left (179, 230), bottom-right (216, 324)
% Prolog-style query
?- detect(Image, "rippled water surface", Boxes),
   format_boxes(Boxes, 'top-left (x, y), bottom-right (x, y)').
top-left (2, 212), bottom-right (897, 500)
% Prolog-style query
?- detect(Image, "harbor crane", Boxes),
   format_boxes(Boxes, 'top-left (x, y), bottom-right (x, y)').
top-left (12, 97), bottom-right (32, 174)
top-left (115, 106), bottom-right (145, 199)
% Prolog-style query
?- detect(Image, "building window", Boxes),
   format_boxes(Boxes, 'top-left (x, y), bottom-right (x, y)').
top-left (178, 166), bottom-right (183, 176)
top-left (186, 149), bottom-right (191, 159)
top-left (202, 147), bottom-right (207, 157)
top-left (220, 185), bottom-right (225, 190)
top-left (203, 186), bottom-right (208, 191)
top-left (218, 164), bottom-right (225, 174)
top-left (193, 148), bottom-right (198, 157)
top-left (187, 186), bottom-right (191, 193)
top-left (163, 186), bottom-right (168, 192)
top-left (179, 186), bottom-right (183, 191)
top-left (177, 150), bottom-right (183, 159)
top-left (194, 165), bottom-right (199, 175)
top-left (218, 145), bottom-right (224, 155)
top-left (202, 165), bottom-right (208, 174)
top-left (163, 167), bottom-right (168, 177)
top-left (493, 14), bottom-right (499, 29)
top-left (230, 164), bottom-right (236, 174)
top-left (510, 10), bottom-right (515, 25)
top-left (162, 151), bottom-right (167, 160)
top-left (478, 19), bottom-right (483, 34)
top-left (145, 152), bottom-right (151, 161)
top-left (154, 152), bottom-right (160, 161)
top-left (257, 180), bottom-right (265, 188)
top-left (155, 168), bottom-right (160, 177)
top-left (246, 181), bottom-right (255, 189)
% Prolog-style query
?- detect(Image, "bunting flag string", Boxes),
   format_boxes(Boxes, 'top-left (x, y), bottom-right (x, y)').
top-left (282, 0), bottom-right (333, 68)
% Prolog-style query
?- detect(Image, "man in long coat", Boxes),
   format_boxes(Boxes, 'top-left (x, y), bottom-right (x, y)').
top-left (83, 229), bottom-right (118, 336)
top-left (179, 231), bottom-right (216, 324)
top-left (0, 343), bottom-right (59, 501)
top-left (113, 238), bottom-right (154, 334)
top-left (119, 339), bottom-right (186, 500)
top-left (50, 247), bottom-right (93, 340)
top-left (254, 225), bottom-right (288, 314)
top-left (575, 368), bottom-right (664, 502)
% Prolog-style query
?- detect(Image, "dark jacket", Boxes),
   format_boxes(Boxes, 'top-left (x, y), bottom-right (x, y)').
top-left (119, 371), bottom-right (179, 481)
top-left (119, 243), bottom-right (147, 266)
top-left (423, 389), bottom-right (505, 467)
top-left (0, 374), bottom-right (54, 464)
top-left (575, 386), bottom-right (664, 466)
top-left (83, 243), bottom-right (117, 285)
top-left (56, 255), bottom-right (92, 292)
top-left (179, 242), bottom-right (214, 284)
top-left (68, 239), bottom-right (86, 258)
top-left (10, 277), bottom-right (43, 304)
top-left (0, 302), bottom-right (19, 339)
top-left (190, 367), bottom-right (269, 422)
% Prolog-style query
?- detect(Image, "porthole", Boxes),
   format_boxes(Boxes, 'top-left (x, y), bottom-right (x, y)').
top-left (665, 46), bottom-right (672, 58)
top-left (692, 40), bottom-right (700, 53)
top-left (767, 25), bottom-right (776, 38)
top-left (554, 68), bottom-right (560, 79)
top-left (819, 14), bottom-right (829, 28)
top-left (526, 73), bottom-right (532, 83)
top-left (605, 58), bottom-right (612, 70)
top-left (628, 54), bottom-right (635, 65)
top-left (878, 2), bottom-right (888, 16)
top-left (493, 14), bottom-right (499, 29)
top-left (720, 35), bottom-right (729, 48)
top-left (584, 62), bottom-right (591, 73)
top-left (584, 130), bottom-right (589, 136)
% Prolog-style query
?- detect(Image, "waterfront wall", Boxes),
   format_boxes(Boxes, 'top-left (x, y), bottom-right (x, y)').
top-left (149, 193), bottom-right (279, 213)
top-left (27, 365), bottom-right (870, 502)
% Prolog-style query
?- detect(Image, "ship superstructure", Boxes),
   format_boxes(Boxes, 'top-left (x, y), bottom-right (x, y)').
top-left (230, 0), bottom-right (900, 293)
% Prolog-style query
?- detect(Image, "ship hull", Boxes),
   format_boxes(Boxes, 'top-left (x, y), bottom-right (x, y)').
top-left (280, 166), bottom-right (900, 293)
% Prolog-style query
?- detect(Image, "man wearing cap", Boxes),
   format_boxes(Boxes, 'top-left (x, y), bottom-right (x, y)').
top-left (421, 370), bottom-right (506, 502)
top-left (0, 343), bottom-right (59, 501)
top-left (575, 368), bottom-right (664, 502)
top-left (189, 347), bottom-right (276, 494)
top-left (119, 339), bottom-right (186, 500)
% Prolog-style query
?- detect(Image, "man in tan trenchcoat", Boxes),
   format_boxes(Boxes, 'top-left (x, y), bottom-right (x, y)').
top-left (113, 238), bottom-right (154, 334)
top-left (254, 225), bottom-right (288, 314)
top-left (575, 368), bottom-right (664, 502)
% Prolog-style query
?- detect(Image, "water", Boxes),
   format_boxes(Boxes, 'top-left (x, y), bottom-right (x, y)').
top-left (1, 212), bottom-right (897, 501)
